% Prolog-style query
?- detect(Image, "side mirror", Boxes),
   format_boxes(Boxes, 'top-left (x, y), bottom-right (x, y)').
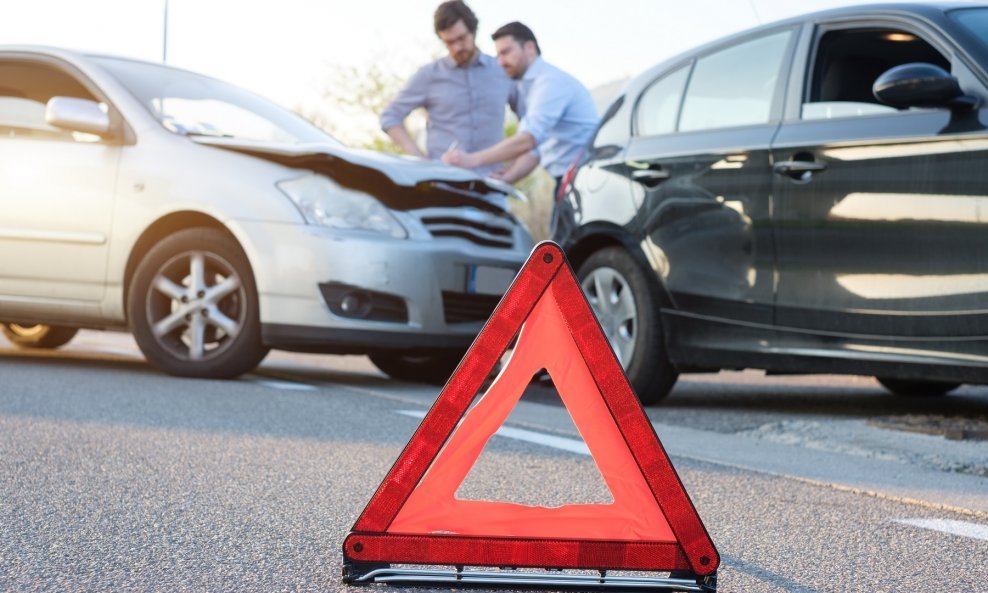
top-left (873, 63), bottom-right (977, 110)
top-left (45, 96), bottom-right (112, 137)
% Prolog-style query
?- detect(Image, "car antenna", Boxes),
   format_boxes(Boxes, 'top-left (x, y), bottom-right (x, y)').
top-left (747, 0), bottom-right (762, 24)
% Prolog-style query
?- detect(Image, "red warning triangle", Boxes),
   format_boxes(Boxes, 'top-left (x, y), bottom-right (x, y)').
top-left (344, 242), bottom-right (718, 577)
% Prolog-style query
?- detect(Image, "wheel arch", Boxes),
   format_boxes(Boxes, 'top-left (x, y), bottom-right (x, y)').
top-left (123, 211), bottom-right (240, 319)
top-left (561, 223), bottom-right (675, 310)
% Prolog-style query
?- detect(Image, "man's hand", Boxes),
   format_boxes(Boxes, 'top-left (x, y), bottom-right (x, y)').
top-left (444, 131), bottom-right (536, 172)
top-left (385, 126), bottom-right (426, 159)
top-left (441, 148), bottom-right (480, 169)
top-left (487, 168), bottom-right (508, 181)
top-left (485, 152), bottom-right (539, 185)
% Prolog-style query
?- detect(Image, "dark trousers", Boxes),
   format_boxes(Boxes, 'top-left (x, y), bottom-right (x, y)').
top-left (549, 175), bottom-right (563, 239)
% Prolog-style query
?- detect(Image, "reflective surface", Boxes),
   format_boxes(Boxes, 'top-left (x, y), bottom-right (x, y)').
top-left (554, 4), bottom-right (988, 390)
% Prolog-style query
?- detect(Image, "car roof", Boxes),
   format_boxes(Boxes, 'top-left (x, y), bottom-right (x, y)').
top-left (0, 44), bottom-right (89, 63)
top-left (619, 2), bottom-right (984, 99)
top-left (0, 44), bottom-right (213, 79)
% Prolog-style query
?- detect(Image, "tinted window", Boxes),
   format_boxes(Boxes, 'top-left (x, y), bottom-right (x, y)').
top-left (0, 61), bottom-right (100, 142)
top-left (950, 8), bottom-right (988, 49)
top-left (635, 65), bottom-right (689, 137)
top-left (803, 28), bottom-right (949, 120)
top-left (679, 30), bottom-right (792, 132)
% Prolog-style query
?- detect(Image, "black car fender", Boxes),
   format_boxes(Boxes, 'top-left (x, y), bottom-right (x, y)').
top-left (558, 221), bottom-right (676, 312)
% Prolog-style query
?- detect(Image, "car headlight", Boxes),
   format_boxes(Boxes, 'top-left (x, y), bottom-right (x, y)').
top-left (277, 174), bottom-right (407, 239)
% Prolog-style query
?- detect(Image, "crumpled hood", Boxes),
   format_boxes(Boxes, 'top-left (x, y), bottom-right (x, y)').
top-left (190, 136), bottom-right (523, 205)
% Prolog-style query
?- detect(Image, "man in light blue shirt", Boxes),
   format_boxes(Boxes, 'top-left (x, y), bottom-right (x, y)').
top-left (380, 1), bottom-right (514, 176)
top-left (442, 21), bottom-right (599, 192)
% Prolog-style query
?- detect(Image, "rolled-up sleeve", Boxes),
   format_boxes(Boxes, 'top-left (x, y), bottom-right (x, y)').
top-left (380, 66), bottom-right (430, 131)
top-left (516, 78), bottom-right (568, 146)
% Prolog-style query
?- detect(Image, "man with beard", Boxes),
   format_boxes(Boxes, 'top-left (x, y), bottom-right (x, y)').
top-left (442, 21), bottom-right (598, 196)
top-left (381, 1), bottom-right (514, 176)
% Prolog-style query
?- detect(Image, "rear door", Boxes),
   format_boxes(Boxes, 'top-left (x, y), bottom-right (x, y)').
top-left (0, 57), bottom-right (121, 317)
top-left (624, 27), bottom-right (797, 325)
top-left (771, 17), bottom-right (988, 338)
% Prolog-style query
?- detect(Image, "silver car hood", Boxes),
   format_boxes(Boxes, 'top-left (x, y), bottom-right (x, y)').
top-left (190, 136), bottom-right (524, 203)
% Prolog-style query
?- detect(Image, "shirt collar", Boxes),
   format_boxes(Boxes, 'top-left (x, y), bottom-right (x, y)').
top-left (442, 50), bottom-right (487, 69)
top-left (522, 56), bottom-right (545, 81)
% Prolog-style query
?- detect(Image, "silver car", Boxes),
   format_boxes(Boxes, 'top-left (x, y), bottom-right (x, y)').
top-left (0, 46), bottom-right (533, 382)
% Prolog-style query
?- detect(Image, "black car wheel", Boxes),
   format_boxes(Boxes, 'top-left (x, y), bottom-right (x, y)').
top-left (578, 247), bottom-right (678, 405)
top-left (876, 377), bottom-right (960, 397)
top-left (0, 323), bottom-right (78, 349)
top-left (370, 350), bottom-right (465, 385)
top-left (128, 228), bottom-right (268, 378)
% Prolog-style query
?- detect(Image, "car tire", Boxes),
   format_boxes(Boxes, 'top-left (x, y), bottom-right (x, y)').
top-left (876, 377), bottom-right (960, 397)
top-left (370, 350), bottom-right (466, 385)
top-left (0, 323), bottom-right (79, 349)
top-left (577, 247), bottom-right (678, 405)
top-left (128, 228), bottom-right (268, 378)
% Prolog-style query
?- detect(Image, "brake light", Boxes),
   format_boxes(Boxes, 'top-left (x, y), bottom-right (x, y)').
top-left (557, 153), bottom-right (583, 203)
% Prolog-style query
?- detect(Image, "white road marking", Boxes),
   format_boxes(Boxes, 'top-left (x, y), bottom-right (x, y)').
top-left (894, 518), bottom-right (988, 542)
top-left (96, 348), bottom-right (143, 358)
top-left (397, 410), bottom-right (590, 455)
top-left (253, 379), bottom-right (317, 391)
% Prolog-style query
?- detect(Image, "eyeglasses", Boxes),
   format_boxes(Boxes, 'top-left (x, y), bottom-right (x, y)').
top-left (440, 30), bottom-right (472, 49)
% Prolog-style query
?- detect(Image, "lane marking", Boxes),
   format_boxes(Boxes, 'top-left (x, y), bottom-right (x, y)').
top-left (394, 409), bottom-right (988, 520)
top-left (679, 452), bottom-right (988, 520)
top-left (397, 410), bottom-right (590, 455)
top-left (328, 383), bottom-right (988, 520)
top-left (74, 347), bottom-right (142, 358)
top-left (253, 379), bottom-right (318, 391)
top-left (894, 518), bottom-right (988, 542)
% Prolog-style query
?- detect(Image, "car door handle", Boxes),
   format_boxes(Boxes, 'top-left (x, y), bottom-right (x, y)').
top-left (630, 169), bottom-right (671, 185)
top-left (774, 160), bottom-right (827, 177)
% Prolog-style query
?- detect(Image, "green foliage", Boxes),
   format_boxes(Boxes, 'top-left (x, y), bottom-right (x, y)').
top-left (294, 59), bottom-right (408, 152)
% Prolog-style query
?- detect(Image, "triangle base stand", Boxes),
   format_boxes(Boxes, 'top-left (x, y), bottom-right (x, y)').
top-left (343, 561), bottom-right (717, 592)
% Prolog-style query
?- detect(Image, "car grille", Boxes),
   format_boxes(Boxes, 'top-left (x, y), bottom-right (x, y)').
top-left (442, 291), bottom-right (502, 324)
top-left (417, 209), bottom-right (516, 249)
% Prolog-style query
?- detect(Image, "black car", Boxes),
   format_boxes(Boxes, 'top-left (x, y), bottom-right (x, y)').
top-left (554, 3), bottom-right (988, 404)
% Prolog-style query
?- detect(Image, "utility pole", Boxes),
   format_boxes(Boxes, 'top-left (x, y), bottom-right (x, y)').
top-left (162, 0), bottom-right (170, 63)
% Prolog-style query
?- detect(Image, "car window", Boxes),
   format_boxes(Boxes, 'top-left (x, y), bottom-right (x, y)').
top-left (679, 30), bottom-right (792, 133)
top-left (802, 28), bottom-right (949, 120)
top-left (0, 61), bottom-right (101, 142)
top-left (95, 57), bottom-right (339, 145)
top-left (635, 65), bottom-right (690, 137)
top-left (951, 7), bottom-right (988, 50)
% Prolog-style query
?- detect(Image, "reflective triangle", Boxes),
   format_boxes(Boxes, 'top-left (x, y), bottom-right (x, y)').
top-left (344, 241), bottom-right (718, 576)
top-left (390, 293), bottom-right (674, 540)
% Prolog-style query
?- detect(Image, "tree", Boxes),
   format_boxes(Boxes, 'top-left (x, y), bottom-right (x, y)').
top-left (295, 57), bottom-right (422, 152)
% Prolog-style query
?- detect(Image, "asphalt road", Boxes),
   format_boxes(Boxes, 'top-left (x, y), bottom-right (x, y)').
top-left (1, 331), bottom-right (986, 592)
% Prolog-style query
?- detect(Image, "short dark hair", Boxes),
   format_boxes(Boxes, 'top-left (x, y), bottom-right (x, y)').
top-left (434, 1), bottom-right (478, 35)
top-left (492, 21), bottom-right (541, 55)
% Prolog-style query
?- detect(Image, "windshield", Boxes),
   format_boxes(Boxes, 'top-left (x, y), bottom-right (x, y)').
top-left (950, 8), bottom-right (988, 53)
top-left (93, 57), bottom-right (339, 145)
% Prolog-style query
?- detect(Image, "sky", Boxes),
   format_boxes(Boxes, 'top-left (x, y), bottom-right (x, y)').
top-left (0, 0), bottom-right (934, 141)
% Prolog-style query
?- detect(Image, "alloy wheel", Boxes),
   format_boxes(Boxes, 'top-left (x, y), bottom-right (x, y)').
top-left (6, 324), bottom-right (47, 339)
top-left (581, 266), bottom-right (638, 368)
top-left (144, 250), bottom-right (246, 362)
